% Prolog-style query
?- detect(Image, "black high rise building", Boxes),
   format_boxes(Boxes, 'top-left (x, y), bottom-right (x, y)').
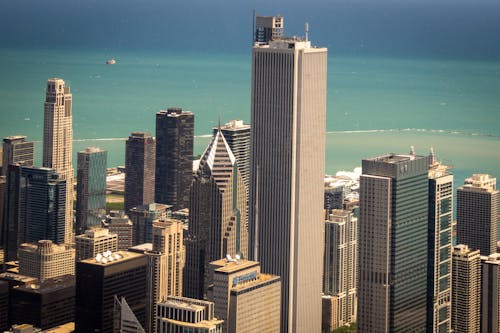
top-left (2, 166), bottom-right (66, 262)
top-left (124, 132), bottom-right (155, 213)
top-left (75, 251), bottom-right (147, 333)
top-left (155, 107), bottom-right (194, 211)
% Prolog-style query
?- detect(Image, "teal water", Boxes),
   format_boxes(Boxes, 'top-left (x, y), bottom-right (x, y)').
top-left (0, 48), bottom-right (499, 186)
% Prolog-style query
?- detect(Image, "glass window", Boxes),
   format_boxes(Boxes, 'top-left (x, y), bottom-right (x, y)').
top-left (439, 276), bottom-right (449, 292)
top-left (440, 198), bottom-right (451, 214)
top-left (440, 215), bottom-right (450, 229)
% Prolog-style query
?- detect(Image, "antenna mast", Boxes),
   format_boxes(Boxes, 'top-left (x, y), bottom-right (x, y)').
top-left (305, 22), bottom-right (309, 42)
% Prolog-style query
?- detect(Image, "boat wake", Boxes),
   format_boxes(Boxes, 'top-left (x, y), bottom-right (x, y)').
top-left (326, 128), bottom-right (500, 139)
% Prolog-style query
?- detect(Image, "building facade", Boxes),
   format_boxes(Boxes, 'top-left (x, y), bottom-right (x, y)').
top-left (18, 240), bottom-right (75, 281)
top-left (249, 22), bottom-right (327, 332)
top-left (155, 107), bottom-right (194, 210)
top-left (42, 78), bottom-right (74, 244)
top-left (76, 251), bottom-right (148, 333)
top-left (481, 253), bottom-right (500, 333)
top-left (323, 209), bottom-right (357, 327)
top-left (156, 296), bottom-right (223, 333)
top-left (212, 120), bottom-right (251, 190)
top-left (210, 258), bottom-right (281, 333)
top-left (2, 136), bottom-right (34, 176)
top-left (76, 147), bottom-right (107, 235)
top-left (104, 211), bottom-right (134, 250)
top-left (357, 153), bottom-right (430, 332)
top-left (75, 228), bottom-right (118, 261)
top-left (129, 203), bottom-right (170, 245)
top-left (452, 244), bottom-right (481, 333)
top-left (184, 129), bottom-right (248, 299)
top-left (457, 174), bottom-right (499, 255)
top-left (427, 156), bottom-right (453, 333)
top-left (124, 132), bottom-right (155, 213)
top-left (9, 275), bottom-right (75, 330)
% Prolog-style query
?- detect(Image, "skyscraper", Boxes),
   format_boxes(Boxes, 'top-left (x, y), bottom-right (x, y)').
top-left (184, 129), bottom-right (248, 299)
top-left (323, 209), bottom-right (357, 327)
top-left (212, 120), bottom-right (251, 190)
top-left (254, 15), bottom-right (284, 44)
top-left (43, 78), bottom-right (74, 244)
top-left (76, 251), bottom-right (147, 333)
top-left (457, 174), bottom-right (499, 255)
top-left (481, 253), bottom-right (500, 333)
top-left (357, 153), bottom-right (430, 332)
top-left (129, 203), bottom-right (170, 245)
top-left (124, 132), bottom-right (155, 213)
top-left (104, 211), bottom-right (134, 250)
top-left (20, 167), bottom-right (67, 245)
top-left (145, 219), bottom-right (184, 333)
top-left (249, 19), bottom-right (327, 332)
top-left (427, 155), bottom-right (453, 333)
top-left (155, 107), bottom-right (194, 210)
top-left (452, 244), bottom-right (481, 333)
top-left (76, 147), bottom-right (107, 235)
top-left (2, 135), bottom-right (34, 176)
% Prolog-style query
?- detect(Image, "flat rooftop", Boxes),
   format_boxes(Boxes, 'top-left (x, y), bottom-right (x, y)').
top-left (211, 258), bottom-right (260, 274)
top-left (366, 153), bottom-right (425, 164)
top-left (80, 250), bottom-right (144, 266)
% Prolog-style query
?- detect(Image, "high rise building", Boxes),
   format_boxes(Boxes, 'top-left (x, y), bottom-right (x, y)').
top-left (2, 165), bottom-right (22, 262)
top-left (0, 281), bottom-right (8, 331)
top-left (323, 209), bottom-right (357, 327)
top-left (357, 153), bottom-right (429, 332)
top-left (2, 136), bottom-right (34, 176)
top-left (9, 275), bottom-right (75, 330)
top-left (76, 251), bottom-right (148, 333)
top-left (124, 132), bottom-right (155, 213)
top-left (249, 19), bottom-right (327, 332)
top-left (75, 228), bottom-right (118, 261)
top-left (0, 175), bottom-right (6, 248)
top-left (184, 129), bottom-right (248, 299)
top-left (104, 211), bottom-right (133, 250)
top-left (452, 244), bottom-right (481, 333)
top-left (427, 155), bottom-right (453, 333)
top-left (457, 174), bottom-right (499, 255)
top-left (43, 78), bottom-right (74, 244)
top-left (481, 253), bottom-right (500, 333)
top-left (145, 219), bottom-right (185, 333)
top-left (152, 219), bottom-right (184, 296)
top-left (254, 15), bottom-right (284, 44)
top-left (156, 296), bottom-right (223, 333)
top-left (155, 107), bottom-right (194, 210)
top-left (18, 167), bottom-right (68, 245)
top-left (129, 203), bottom-right (170, 245)
top-left (212, 120), bottom-right (251, 190)
top-left (321, 295), bottom-right (339, 333)
top-left (210, 258), bottom-right (281, 333)
top-left (76, 147), bottom-right (107, 235)
top-left (18, 240), bottom-right (75, 281)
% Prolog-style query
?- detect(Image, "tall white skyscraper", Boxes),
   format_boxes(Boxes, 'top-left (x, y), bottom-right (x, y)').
top-left (249, 17), bottom-right (327, 332)
top-left (43, 78), bottom-right (74, 244)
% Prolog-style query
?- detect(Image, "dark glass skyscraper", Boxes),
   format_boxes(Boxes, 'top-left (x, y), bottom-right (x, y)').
top-left (22, 167), bottom-right (67, 244)
top-left (357, 153), bottom-right (429, 332)
top-left (124, 132), bottom-right (155, 213)
top-left (76, 147), bottom-right (107, 235)
top-left (155, 107), bottom-right (194, 211)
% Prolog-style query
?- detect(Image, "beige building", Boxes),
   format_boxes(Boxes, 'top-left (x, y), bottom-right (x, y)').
top-left (18, 240), bottom-right (75, 281)
top-left (75, 228), bottom-right (118, 261)
top-left (104, 211), bottom-right (133, 250)
top-left (42, 78), bottom-right (74, 244)
top-left (210, 258), bottom-right (281, 333)
top-left (323, 209), bottom-right (357, 327)
top-left (145, 219), bottom-right (185, 333)
top-left (249, 21), bottom-right (327, 333)
top-left (156, 296), bottom-right (223, 333)
top-left (452, 244), bottom-right (481, 333)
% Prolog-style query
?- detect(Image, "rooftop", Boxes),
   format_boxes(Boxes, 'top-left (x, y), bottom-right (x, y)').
top-left (81, 250), bottom-right (143, 266)
top-left (231, 273), bottom-right (279, 292)
top-left (13, 275), bottom-right (75, 294)
top-left (366, 153), bottom-right (425, 164)
top-left (211, 257), bottom-right (260, 274)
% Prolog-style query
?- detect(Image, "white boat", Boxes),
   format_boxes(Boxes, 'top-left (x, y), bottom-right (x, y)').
top-left (106, 58), bottom-right (116, 65)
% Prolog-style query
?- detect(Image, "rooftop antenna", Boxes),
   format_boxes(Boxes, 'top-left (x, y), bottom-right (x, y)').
top-left (410, 145), bottom-right (415, 156)
top-left (218, 113), bottom-right (221, 132)
top-left (305, 22), bottom-right (309, 42)
top-left (429, 147), bottom-right (436, 165)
